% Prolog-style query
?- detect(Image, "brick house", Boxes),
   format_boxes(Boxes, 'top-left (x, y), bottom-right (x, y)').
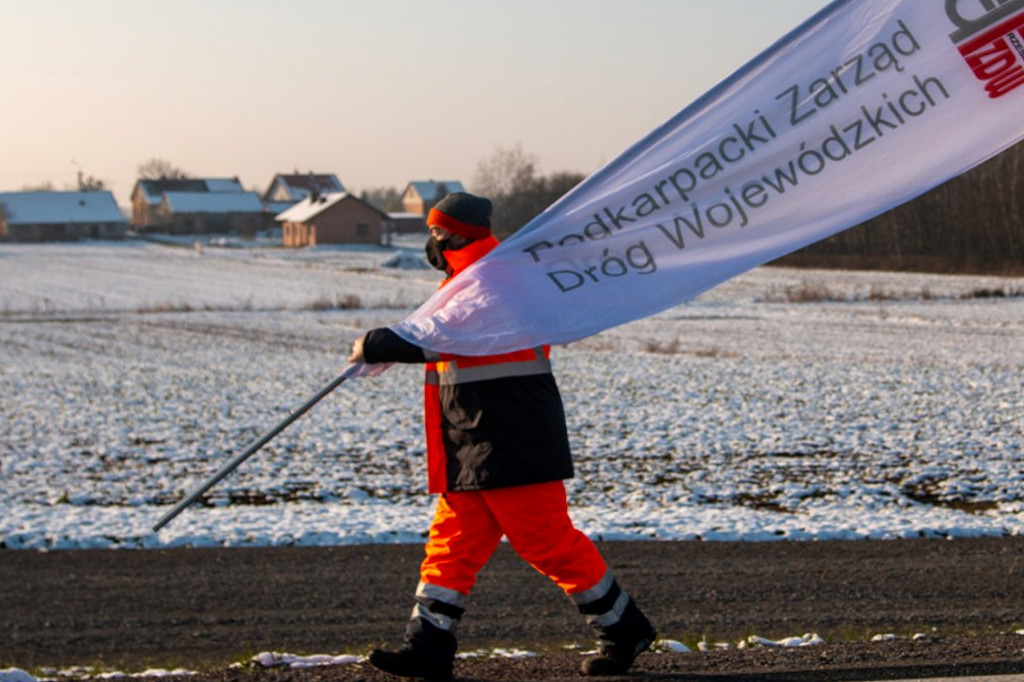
top-left (278, 192), bottom-right (392, 247)
top-left (0, 191), bottom-right (127, 241)
top-left (400, 180), bottom-right (465, 216)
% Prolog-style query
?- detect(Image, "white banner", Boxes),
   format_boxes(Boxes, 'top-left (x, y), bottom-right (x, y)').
top-left (393, 0), bottom-right (1024, 356)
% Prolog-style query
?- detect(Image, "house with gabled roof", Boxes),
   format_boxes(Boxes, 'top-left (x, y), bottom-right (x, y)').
top-left (401, 180), bottom-right (465, 216)
top-left (263, 172), bottom-right (345, 209)
top-left (155, 191), bottom-right (266, 235)
top-left (277, 192), bottom-right (391, 247)
top-left (130, 177), bottom-right (246, 229)
top-left (0, 191), bottom-right (127, 242)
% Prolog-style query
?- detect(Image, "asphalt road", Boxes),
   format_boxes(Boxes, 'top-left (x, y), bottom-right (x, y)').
top-left (3, 537), bottom-right (1024, 678)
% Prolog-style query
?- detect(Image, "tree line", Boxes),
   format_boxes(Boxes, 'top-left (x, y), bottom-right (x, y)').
top-left (775, 141), bottom-right (1024, 275)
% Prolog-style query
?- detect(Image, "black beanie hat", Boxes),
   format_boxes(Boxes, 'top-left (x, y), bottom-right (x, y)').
top-left (428, 192), bottom-right (493, 239)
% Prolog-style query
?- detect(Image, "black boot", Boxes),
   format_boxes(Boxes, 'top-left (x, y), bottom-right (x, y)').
top-left (580, 597), bottom-right (657, 676)
top-left (369, 618), bottom-right (456, 680)
top-left (370, 583), bottom-right (466, 681)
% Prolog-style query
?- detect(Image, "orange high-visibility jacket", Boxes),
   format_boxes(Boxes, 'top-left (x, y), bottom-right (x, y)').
top-left (361, 237), bottom-right (574, 493)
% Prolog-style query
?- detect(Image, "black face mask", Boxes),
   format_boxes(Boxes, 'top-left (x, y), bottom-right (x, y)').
top-left (425, 236), bottom-right (451, 272)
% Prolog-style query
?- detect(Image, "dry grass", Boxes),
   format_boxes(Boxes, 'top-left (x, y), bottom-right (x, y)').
top-left (643, 338), bottom-right (681, 354)
top-left (308, 294), bottom-right (363, 311)
top-left (641, 339), bottom-right (733, 358)
top-left (765, 280), bottom-right (1021, 304)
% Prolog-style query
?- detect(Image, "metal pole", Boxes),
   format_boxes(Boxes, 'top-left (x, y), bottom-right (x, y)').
top-left (152, 365), bottom-right (360, 532)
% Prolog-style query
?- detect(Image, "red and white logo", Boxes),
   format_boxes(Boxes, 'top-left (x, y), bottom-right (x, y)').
top-left (948, 0), bottom-right (1024, 98)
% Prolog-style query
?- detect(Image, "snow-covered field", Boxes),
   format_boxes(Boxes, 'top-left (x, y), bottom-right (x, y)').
top-left (2, 237), bottom-right (1023, 550)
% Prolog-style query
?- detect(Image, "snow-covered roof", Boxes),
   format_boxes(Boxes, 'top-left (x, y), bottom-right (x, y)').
top-left (137, 178), bottom-right (246, 204)
top-left (204, 178), bottom-right (245, 193)
top-left (161, 191), bottom-right (263, 214)
top-left (263, 200), bottom-right (295, 215)
top-left (275, 192), bottom-right (350, 222)
top-left (407, 180), bottom-right (465, 201)
top-left (0, 191), bottom-right (126, 225)
top-left (138, 179), bottom-right (208, 203)
top-left (269, 173), bottom-right (345, 201)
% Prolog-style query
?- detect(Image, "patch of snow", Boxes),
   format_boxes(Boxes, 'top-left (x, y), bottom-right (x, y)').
top-left (250, 651), bottom-right (363, 668)
top-left (748, 633), bottom-right (825, 647)
top-left (90, 670), bottom-right (196, 679)
top-left (457, 648), bottom-right (537, 659)
top-left (697, 640), bottom-right (732, 651)
top-left (489, 648), bottom-right (537, 659)
top-left (0, 670), bottom-right (36, 682)
top-left (655, 639), bottom-right (692, 653)
top-left (871, 633), bottom-right (898, 642)
top-left (381, 252), bottom-right (429, 269)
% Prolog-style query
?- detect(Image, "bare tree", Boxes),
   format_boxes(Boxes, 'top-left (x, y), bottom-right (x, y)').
top-left (360, 186), bottom-right (404, 212)
top-left (78, 175), bottom-right (106, 191)
top-left (472, 144), bottom-right (585, 237)
top-left (136, 158), bottom-right (190, 180)
top-left (20, 180), bottom-right (56, 191)
top-left (473, 143), bottom-right (537, 199)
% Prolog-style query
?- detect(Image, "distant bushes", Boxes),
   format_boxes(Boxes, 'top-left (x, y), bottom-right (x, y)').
top-left (763, 281), bottom-right (1022, 304)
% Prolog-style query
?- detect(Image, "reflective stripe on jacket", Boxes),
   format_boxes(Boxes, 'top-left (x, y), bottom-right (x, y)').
top-left (426, 347), bottom-right (551, 385)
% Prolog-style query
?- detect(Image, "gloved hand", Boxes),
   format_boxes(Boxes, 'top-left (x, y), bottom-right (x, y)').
top-left (348, 335), bottom-right (366, 364)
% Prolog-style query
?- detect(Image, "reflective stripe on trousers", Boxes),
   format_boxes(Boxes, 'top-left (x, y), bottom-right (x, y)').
top-left (411, 581), bottom-right (469, 633)
top-left (570, 569), bottom-right (632, 628)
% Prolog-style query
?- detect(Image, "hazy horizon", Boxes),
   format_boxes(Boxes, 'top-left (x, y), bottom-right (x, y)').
top-left (1, 1), bottom-right (831, 204)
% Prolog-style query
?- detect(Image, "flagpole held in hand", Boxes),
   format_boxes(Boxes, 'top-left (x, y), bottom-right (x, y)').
top-left (152, 363), bottom-right (363, 533)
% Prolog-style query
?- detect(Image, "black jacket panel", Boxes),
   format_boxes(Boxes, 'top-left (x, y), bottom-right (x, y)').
top-left (440, 373), bottom-right (574, 490)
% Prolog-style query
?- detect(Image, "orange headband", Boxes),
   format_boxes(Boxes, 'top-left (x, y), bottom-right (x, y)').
top-left (427, 208), bottom-right (492, 240)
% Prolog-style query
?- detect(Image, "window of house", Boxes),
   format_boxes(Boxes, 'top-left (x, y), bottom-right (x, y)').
top-left (356, 223), bottom-right (369, 237)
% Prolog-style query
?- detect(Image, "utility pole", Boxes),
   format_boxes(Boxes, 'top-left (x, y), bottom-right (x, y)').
top-left (71, 159), bottom-right (84, 191)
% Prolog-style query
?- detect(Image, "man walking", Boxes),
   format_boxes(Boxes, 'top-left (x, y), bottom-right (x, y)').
top-left (349, 192), bottom-right (656, 679)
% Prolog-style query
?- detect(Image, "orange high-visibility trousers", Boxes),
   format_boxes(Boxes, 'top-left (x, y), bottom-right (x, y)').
top-left (419, 480), bottom-right (608, 597)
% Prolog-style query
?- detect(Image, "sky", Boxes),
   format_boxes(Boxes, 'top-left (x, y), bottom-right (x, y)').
top-left (0, 0), bottom-right (832, 205)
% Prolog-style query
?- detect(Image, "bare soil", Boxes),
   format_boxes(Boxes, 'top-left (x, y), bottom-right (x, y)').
top-left (3, 538), bottom-right (1024, 680)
